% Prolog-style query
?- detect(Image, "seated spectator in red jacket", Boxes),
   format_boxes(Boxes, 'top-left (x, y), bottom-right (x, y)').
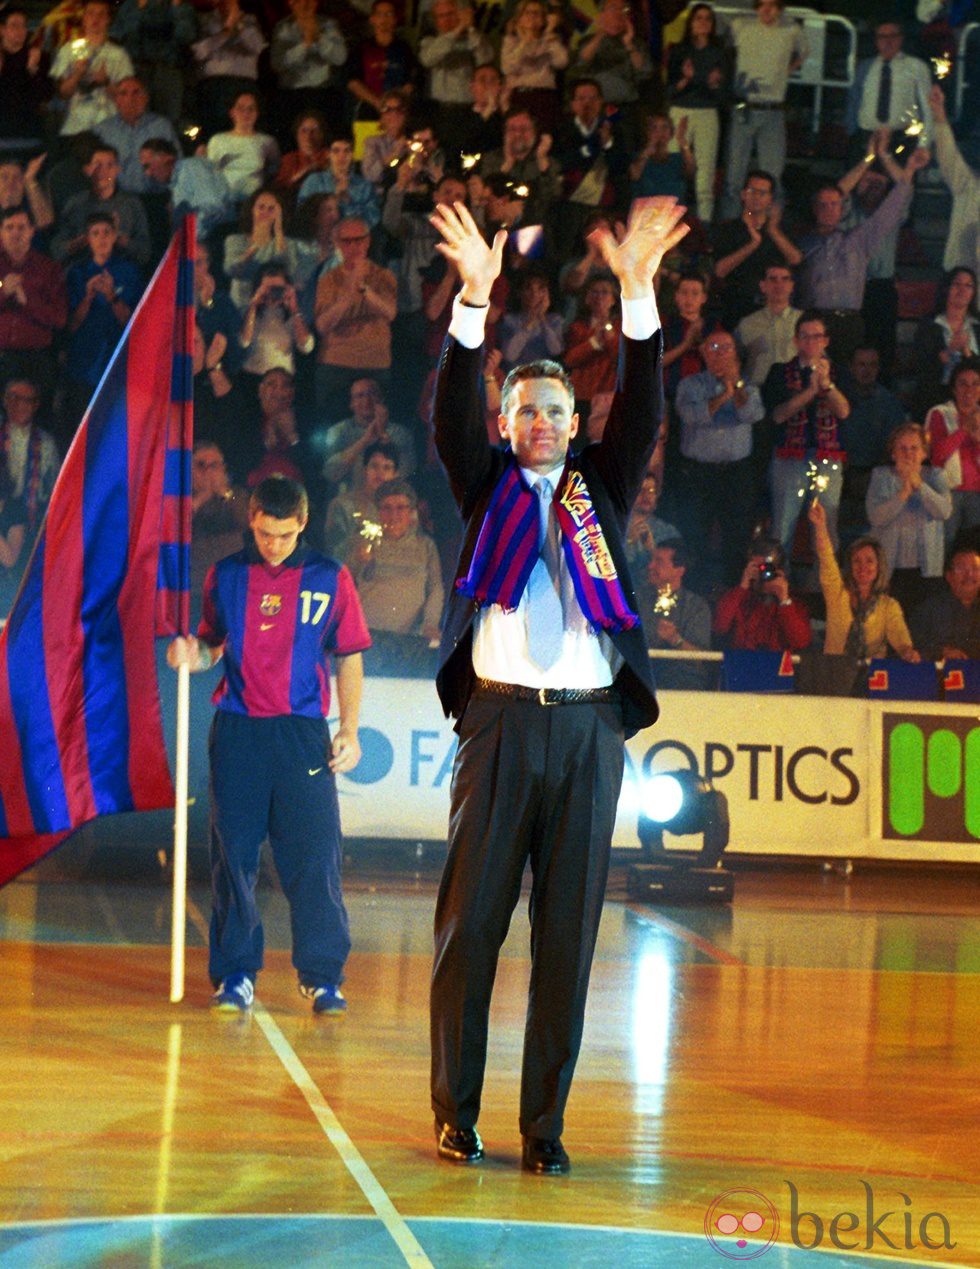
top-left (273, 109), bottom-right (330, 204)
top-left (713, 536), bottom-right (812, 651)
top-left (0, 208), bottom-right (68, 394)
top-left (926, 357), bottom-right (980, 548)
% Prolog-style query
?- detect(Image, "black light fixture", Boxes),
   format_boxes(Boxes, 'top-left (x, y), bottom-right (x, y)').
top-left (627, 770), bottom-right (733, 903)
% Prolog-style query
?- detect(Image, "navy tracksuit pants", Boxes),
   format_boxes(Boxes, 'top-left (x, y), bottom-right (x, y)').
top-left (208, 710), bottom-right (351, 988)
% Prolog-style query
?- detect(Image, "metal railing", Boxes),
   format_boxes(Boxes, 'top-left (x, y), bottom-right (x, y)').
top-left (954, 22), bottom-right (978, 122)
top-left (710, 6), bottom-right (858, 135)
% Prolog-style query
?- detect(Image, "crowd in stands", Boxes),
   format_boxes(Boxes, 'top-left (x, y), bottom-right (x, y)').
top-left (1, 0), bottom-right (979, 688)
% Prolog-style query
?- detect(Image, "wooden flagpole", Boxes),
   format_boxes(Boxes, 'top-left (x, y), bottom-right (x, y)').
top-left (169, 659), bottom-right (191, 1003)
top-left (170, 214), bottom-right (196, 1005)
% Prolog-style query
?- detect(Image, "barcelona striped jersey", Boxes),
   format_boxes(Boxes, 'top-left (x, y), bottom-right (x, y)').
top-left (200, 544), bottom-right (371, 719)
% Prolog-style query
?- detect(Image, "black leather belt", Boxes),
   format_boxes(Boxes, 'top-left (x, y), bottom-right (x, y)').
top-left (474, 677), bottom-right (617, 706)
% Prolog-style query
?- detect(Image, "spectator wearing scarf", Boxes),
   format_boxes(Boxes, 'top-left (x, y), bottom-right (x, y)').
top-left (0, 377), bottom-right (59, 539)
top-left (763, 311), bottom-right (850, 555)
top-left (808, 497), bottom-right (918, 661)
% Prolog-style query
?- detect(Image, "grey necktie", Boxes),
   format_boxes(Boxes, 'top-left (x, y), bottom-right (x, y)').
top-left (526, 478), bottom-right (564, 669)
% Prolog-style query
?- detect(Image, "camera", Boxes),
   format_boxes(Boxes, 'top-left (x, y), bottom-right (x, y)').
top-left (758, 556), bottom-right (780, 582)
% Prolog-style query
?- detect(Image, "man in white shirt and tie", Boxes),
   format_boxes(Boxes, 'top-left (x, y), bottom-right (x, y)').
top-left (428, 196), bottom-right (687, 1175)
top-left (847, 20), bottom-right (932, 159)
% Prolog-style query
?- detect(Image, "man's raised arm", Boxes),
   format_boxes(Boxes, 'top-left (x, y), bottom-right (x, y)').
top-left (429, 201), bottom-right (508, 498)
top-left (587, 197), bottom-right (689, 501)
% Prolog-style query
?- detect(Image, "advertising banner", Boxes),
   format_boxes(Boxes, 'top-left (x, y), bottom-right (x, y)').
top-left (336, 680), bottom-right (980, 861)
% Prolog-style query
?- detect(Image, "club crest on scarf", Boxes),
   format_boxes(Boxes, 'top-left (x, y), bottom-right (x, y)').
top-left (560, 470), bottom-right (618, 581)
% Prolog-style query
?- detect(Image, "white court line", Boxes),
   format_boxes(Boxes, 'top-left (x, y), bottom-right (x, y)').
top-left (183, 893), bottom-right (432, 1269)
top-left (253, 1003), bottom-right (433, 1269)
top-left (0, 1213), bottom-right (966, 1269)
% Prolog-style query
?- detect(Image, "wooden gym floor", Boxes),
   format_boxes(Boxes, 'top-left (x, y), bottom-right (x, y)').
top-left (1, 840), bottom-right (979, 1268)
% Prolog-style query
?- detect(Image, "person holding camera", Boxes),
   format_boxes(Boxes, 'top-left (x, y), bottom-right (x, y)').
top-left (223, 187), bottom-right (307, 313)
top-left (238, 264), bottom-right (313, 380)
top-left (713, 535), bottom-right (812, 651)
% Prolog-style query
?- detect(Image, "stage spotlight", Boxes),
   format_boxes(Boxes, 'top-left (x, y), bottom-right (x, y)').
top-left (628, 769), bottom-right (733, 903)
top-left (644, 772), bottom-right (686, 825)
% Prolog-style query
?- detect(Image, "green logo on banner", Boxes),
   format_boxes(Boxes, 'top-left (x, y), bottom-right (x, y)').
top-left (884, 715), bottom-right (980, 841)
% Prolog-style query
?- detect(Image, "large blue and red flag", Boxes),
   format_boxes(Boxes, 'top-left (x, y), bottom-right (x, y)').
top-left (0, 218), bottom-right (195, 886)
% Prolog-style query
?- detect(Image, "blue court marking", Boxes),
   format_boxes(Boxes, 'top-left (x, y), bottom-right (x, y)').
top-left (0, 1215), bottom-right (961, 1269)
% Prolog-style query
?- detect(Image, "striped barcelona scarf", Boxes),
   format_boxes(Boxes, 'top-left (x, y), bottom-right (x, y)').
top-left (776, 359), bottom-right (844, 460)
top-left (456, 456), bottom-right (639, 633)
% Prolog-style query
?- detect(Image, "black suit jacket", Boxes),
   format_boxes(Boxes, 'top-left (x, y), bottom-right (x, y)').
top-left (433, 326), bottom-right (663, 738)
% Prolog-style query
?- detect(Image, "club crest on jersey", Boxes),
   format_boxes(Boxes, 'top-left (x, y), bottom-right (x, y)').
top-left (260, 593), bottom-right (282, 616)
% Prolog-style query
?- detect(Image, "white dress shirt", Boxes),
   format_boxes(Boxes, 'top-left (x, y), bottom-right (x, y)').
top-left (856, 52), bottom-right (933, 144)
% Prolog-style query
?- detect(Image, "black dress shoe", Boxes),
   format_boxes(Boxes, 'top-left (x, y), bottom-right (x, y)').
top-left (435, 1121), bottom-right (484, 1163)
top-left (521, 1135), bottom-right (570, 1175)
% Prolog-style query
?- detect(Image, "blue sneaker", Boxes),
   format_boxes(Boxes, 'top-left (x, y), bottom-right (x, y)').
top-left (299, 982), bottom-right (347, 1015)
top-left (212, 972), bottom-right (254, 1012)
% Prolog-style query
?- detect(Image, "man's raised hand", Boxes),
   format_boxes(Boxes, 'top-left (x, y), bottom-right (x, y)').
top-left (430, 200), bottom-right (506, 307)
top-left (587, 196), bottom-right (689, 300)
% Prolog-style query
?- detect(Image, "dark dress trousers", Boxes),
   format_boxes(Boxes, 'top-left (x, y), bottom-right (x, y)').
top-left (429, 326), bottom-right (662, 1141)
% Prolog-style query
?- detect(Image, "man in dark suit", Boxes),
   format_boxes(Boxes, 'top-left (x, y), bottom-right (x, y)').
top-left (428, 197), bottom-right (688, 1174)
